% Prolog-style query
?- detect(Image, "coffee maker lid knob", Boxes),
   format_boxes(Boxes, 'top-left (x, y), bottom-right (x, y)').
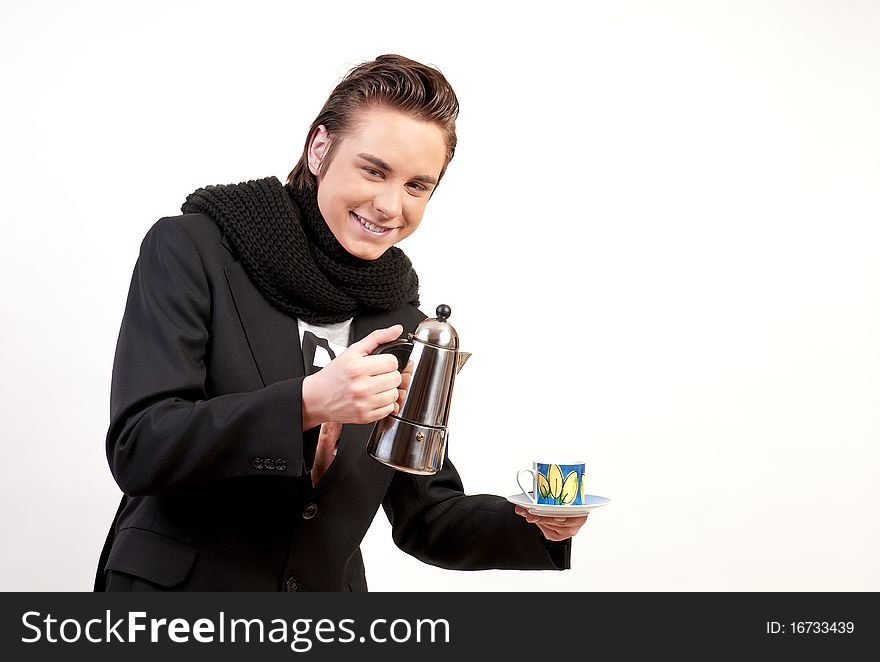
top-left (412, 304), bottom-right (459, 349)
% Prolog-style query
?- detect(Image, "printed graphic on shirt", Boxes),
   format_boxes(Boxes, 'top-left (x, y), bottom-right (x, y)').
top-left (301, 331), bottom-right (336, 375)
top-left (297, 318), bottom-right (353, 376)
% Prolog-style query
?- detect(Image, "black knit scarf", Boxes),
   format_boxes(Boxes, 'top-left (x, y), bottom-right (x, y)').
top-left (181, 176), bottom-right (419, 324)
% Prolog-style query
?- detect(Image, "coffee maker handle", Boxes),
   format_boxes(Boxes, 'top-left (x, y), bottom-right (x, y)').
top-left (372, 336), bottom-right (414, 371)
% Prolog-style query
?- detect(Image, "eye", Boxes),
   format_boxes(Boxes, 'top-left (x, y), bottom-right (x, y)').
top-left (406, 181), bottom-right (428, 193)
top-left (363, 167), bottom-right (383, 178)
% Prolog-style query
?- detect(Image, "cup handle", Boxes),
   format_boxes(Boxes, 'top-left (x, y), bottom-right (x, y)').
top-left (516, 469), bottom-right (538, 504)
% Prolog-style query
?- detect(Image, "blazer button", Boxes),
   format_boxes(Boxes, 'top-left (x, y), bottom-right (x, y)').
top-left (302, 503), bottom-right (318, 520)
top-left (275, 459), bottom-right (288, 471)
top-left (286, 576), bottom-right (300, 592)
top-left (264, 458), bottom-right (275, 470)
top-left (252, 458), bottom-right (264, 470)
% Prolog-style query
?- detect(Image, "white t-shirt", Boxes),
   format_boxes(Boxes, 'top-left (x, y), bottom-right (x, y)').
top-left (297, 317), bottom-right (353, 376)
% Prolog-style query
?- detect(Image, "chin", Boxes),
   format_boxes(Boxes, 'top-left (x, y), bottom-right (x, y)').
top-left (343, 241), bottom-right (386, 261)
top-left (360, 248), bottom-right (388, 261)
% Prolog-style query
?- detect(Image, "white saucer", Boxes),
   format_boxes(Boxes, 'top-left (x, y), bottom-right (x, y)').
top-left (506, 492), bottom-right (611, 517)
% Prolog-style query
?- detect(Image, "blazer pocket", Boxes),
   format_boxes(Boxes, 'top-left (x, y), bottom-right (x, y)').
top-left (105, 527), bottom-right (198, 588)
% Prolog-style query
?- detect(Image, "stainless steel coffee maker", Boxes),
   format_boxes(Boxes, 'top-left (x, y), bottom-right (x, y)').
top-left (366, 304), bottom-right (470, 475)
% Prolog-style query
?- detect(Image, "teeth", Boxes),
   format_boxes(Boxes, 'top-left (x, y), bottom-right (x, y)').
top-left (355, 213), bottom-right (391, 234)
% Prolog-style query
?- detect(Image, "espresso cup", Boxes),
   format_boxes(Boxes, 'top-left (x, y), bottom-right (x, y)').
top-left (517, 461), bottom-right (587, 506)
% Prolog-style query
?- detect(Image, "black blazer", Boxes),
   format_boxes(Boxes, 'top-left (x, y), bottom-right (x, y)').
top-left (95, 211), bottom-right (569, 591)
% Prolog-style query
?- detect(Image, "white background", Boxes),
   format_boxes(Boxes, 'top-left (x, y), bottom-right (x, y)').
top-left (1, 0), bottom-right (878, 591)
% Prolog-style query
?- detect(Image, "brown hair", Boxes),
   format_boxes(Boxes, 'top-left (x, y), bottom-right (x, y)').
top-left (287, 54), bottom-right (459, 191)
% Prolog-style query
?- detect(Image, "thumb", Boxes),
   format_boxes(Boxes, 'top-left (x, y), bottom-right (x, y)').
top-left (350, 324), bottom-right (404, 356)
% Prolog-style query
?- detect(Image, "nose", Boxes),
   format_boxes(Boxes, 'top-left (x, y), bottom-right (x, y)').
top-left (373, 184), bottom-right (403, 220)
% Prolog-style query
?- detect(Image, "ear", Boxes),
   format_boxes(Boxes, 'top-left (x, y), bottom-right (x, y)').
top-left (307, 125), bottom-right (331, 176)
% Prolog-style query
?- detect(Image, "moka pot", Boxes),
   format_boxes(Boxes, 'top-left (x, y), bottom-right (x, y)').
top-left (366, 304), bottom-right (470, 475)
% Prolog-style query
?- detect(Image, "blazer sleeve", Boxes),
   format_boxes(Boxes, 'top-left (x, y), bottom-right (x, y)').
top-left (382, 454), bottom-right (571, 571)
top-left (106, 218), bottom-right (308, 497)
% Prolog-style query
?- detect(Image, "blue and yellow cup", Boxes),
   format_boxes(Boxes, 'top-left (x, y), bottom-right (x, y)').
top-left (517, 461), bottom-right (587, 506)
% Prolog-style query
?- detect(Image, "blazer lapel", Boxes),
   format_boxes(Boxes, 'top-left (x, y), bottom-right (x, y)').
top-left (223, 259), bottom-right (304, 387)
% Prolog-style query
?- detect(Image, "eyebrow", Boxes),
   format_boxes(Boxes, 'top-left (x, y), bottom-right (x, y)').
top-left (357, 153), bottom-right (438, 186)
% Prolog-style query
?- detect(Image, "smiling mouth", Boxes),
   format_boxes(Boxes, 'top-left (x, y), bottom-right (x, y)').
top-left (351, 212), bottom-right (395, 235)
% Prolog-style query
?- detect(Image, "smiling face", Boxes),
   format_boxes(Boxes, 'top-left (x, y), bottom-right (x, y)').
top-left (308, 106), bottom-right (448, 260)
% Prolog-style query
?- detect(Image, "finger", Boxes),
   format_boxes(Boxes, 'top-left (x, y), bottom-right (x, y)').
top-left (369, 370), bottom-right (404, 393)
top-left (536, 521), bottom-right (576, 539)
top-left (542, 515), bottom-right (589, 537)
top-left (398, 366), bottom-right (413, 390)
top-left (532, 515), bottom-right (588, 531)
top-left (536, 524), bottom-right (571, 541)
top-left (349, 325), bottom-right (404, 356)
top-left (370, 386), bottom-right (402, 409)
top-left (544, 515), bottom-right (588, 526)
top-left (524, 515), bottom-right (589, 526)
top-left (515, 507), bottom-right (544, 524)
top-left (546, 524), bottom-right (583, 538)
top-left (311, 422), bottom-right (342, 487)
top-left (317, 421), bottom-right (343, 442)
top-left (393, 386), bottom-right (408, 416)
top-left (363, 354), bottom-right (403, 377)
top-left (365, 401), bottom-right (396, 422)
top-left (516, 509), bottom-right (541, 524)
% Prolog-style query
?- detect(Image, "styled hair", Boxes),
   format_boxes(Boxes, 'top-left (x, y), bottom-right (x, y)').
top-left (287, 54), bottom-right (459, 191)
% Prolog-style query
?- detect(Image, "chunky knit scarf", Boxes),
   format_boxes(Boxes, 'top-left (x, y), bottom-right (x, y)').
top-left (181, 176), bottom-right (419, 324)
